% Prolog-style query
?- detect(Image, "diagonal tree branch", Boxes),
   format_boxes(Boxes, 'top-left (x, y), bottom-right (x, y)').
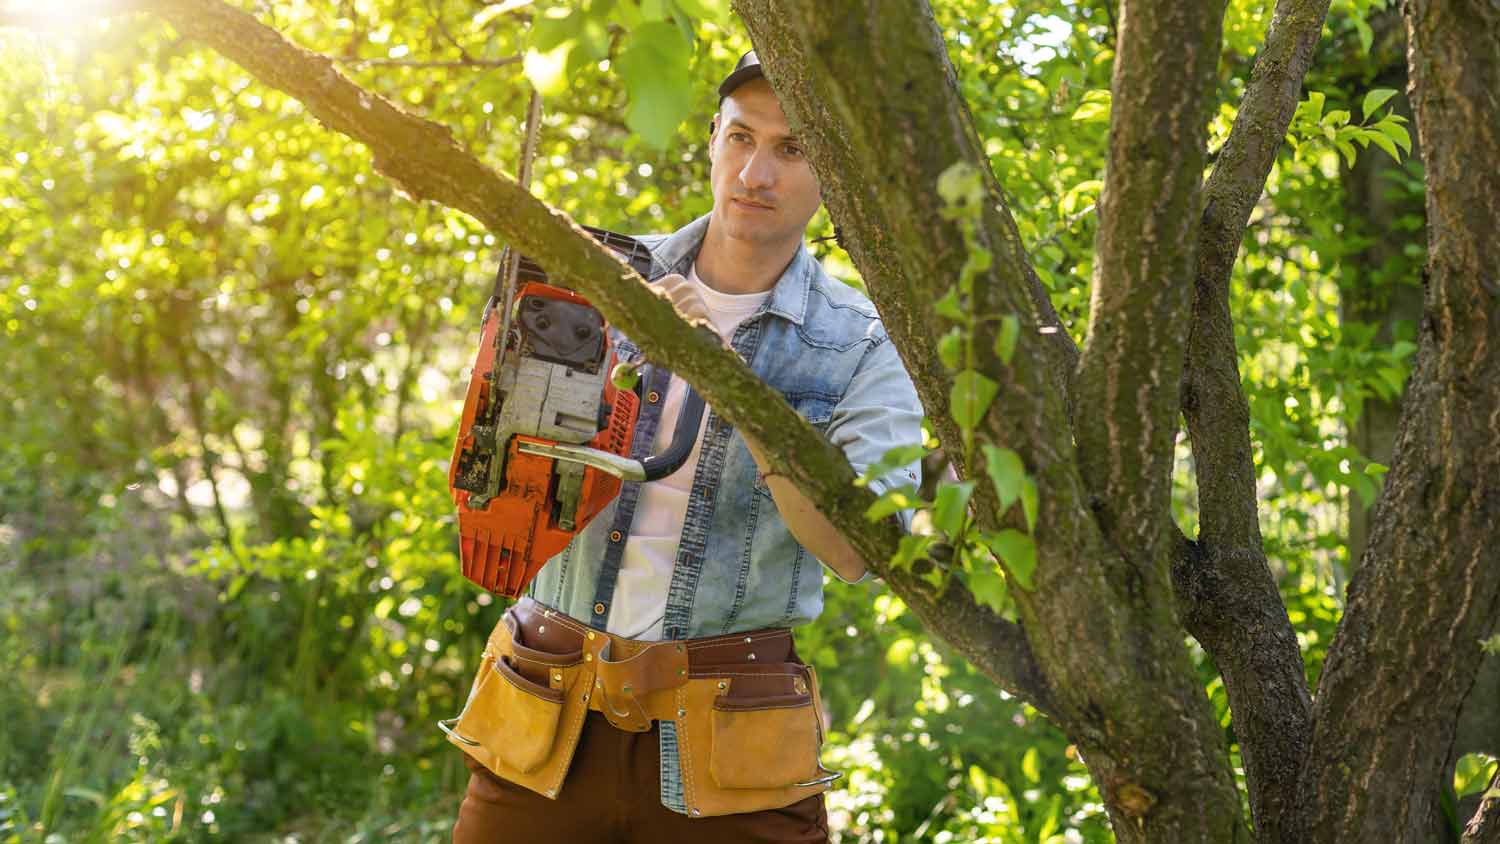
top-left (75, 0), bottom-right (1074, 713)
top-left (1170, 0), bottom-right (1331, 839)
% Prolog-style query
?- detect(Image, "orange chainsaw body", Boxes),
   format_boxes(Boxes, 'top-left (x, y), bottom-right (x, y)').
top-left (449, 280), bottom-right (640, 596)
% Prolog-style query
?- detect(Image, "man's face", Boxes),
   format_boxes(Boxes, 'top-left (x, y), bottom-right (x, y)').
top-left (708, 78), bottom-right (822, 250)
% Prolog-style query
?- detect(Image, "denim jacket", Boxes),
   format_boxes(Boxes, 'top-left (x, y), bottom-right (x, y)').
top-left (526, 213), bottom-right (923, 814)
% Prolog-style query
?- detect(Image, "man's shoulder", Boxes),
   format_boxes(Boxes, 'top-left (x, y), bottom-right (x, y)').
top-left (798, 260), bottom-right (888, 353)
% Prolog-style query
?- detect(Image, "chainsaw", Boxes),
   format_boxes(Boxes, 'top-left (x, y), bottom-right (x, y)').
top-left (448, 224), bottom-right (705, 596)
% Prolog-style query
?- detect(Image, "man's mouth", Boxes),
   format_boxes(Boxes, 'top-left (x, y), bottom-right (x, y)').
top-left (732, 197), bottom-right (774, 210)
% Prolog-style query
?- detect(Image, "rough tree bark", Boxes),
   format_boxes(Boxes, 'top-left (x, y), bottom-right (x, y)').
top-left (1296, 0), bottom-right (1500, 840)
top-left (19, 0), bottom-right (1498, 841)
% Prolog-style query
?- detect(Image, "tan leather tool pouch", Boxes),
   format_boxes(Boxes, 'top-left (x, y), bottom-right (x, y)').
top-left (443, 612), bottom-right (591, 799)
top-left (673, 663), bottom-right (837, 817)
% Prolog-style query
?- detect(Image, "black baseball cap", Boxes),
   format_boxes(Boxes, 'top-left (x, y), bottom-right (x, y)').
top-left (717, 50), bottom-right (763, 101)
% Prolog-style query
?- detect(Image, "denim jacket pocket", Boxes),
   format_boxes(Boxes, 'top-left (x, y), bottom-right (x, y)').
top-left (753, 392), bottom-right (837, 500)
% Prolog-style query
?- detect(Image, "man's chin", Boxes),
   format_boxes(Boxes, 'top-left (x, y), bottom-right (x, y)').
top-left (719, 217), bottom-right (791, 247)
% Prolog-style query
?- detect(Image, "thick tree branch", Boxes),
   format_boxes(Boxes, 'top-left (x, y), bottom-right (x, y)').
top-left (1299, 0), bottom-right (1500, 839)
top-left (1074, 0), bottom-right (1225, 583)
top-left (1170, 0), bottom-right (1332, 838)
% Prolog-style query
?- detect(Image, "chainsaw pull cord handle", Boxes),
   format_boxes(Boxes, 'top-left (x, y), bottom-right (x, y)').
top-left (640, 386), bottom-right (705, 482)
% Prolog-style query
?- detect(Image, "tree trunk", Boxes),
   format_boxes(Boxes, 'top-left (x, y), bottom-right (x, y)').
top-left (1298, 0), bottom-right (1500, 839)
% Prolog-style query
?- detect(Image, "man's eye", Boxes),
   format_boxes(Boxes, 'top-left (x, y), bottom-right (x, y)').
top-left (782, 144), bottom-right (805, 158)
top-left (729, 131), bottom-right (752, 144)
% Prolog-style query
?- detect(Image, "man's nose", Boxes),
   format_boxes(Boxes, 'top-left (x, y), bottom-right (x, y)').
top-left (738, 148), bottom-right (775, 191)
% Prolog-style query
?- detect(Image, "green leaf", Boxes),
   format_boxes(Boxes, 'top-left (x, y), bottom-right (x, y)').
top-left (1364, 461), bottom-right (1389, 477)
top-left (1335, 138), bottom-right (1358, 169)
top-left (981, 444), bottom-right (1025, 513)
top-left (865, 484), bottom-right (927, 522)
top-left (890, 533), bottom-right (938, 570)
top-left (1022, 747), bottom-right (1041, 783)
top-left (1376, 119), bottom-right (1413, 155)
top-left (937, 327), bottom-right (964, 371)
top-left (1322, 109), bottom-right (1351, 128)
top-left (1362, 88), bottom-right (1398, 119)
top-left (965, 560), bottom-right (1010, 613)
top-left (937, 161), bottom-right (983, 208)
top-left (1071, 90), bottom-right (1110, 122)
top-left (856, 443), bottom-right (929, 488)
top-left (950, 370), bottom-right (999, 432)
top-left (983, 529), bottom-right (1038, 591)
top-left (935, 286), bottom-right (965, 322)
top-left (1299, 91), bottom-right (1326, 126)
top-left (671, 0), bottom-right (730, 26)
top-left (994, 314), bottom-right (1020, 365)
top-left (613, 22), bottom-right (694, 148)
top-left (1366, 130), bottom-right (1400, 162)
top-left (932, 481), bottom-right (975, 538)
top-left (523, 43), bottom-right (574, 96)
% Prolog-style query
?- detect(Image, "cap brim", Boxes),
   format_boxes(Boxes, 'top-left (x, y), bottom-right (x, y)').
top-left (718, 65), bottom-right (764, 99)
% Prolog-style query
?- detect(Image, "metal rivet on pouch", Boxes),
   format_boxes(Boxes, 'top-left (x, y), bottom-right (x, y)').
top-left (677, 708), bottom-right (686, 717)
top-left (587, 631), bottom-right (596, 640)
top-left (691, 809), bottom-right (701, 816)
top-left (678, 668), bottom-right (686, 676)
top-left (717, 681), bottom-right (727, 690)
top-left (743, 636), bottom-right (752, 644)
top-left (623, 684), bottom-right (632, 693)
top-left (582, 694), bottom-right (589, 702)
top-left (538, 625), bottom-right (546, 634)
top-left (553, 673), bottom-right (562, 682)
top-left (543, 609), bottom-right (553, 618)
top-left (748, 653), bottom-right (757, 661)
top-left (585, 653), bottom-right (593, 662)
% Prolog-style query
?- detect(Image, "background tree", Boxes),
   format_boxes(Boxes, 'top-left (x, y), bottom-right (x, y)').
top-left (0, 0), bottom-right (1494, 842)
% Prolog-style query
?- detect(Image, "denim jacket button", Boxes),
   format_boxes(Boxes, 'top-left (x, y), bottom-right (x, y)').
top-left (594, 601), bottom-right (607, 615)
top-left (609, 530), bottom-right (623, 542)
top-left (647, 390), bottom-right (661, 403)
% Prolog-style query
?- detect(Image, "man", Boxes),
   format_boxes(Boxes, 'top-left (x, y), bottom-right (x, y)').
top-left (450, 50), bottom-right (923, 843)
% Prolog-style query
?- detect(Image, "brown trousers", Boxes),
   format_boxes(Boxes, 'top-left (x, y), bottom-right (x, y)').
top-left (452, 710), bottom-right (829, 844)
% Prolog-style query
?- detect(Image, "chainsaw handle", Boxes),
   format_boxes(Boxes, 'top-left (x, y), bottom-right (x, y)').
top-left (641, 387), bottom-right (705, 482)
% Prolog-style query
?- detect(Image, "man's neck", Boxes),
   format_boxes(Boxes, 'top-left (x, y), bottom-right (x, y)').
top-left (694, 219), bottom-right (801, 295)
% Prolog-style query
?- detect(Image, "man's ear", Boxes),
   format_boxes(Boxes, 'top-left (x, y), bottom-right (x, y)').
top-left (707, 113), bottom-right (720, 159)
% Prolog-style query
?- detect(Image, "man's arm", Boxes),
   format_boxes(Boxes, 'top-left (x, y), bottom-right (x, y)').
top-left (655, 273), bottom-right (924, 582)
top-left (743, 336), bottom-right (925, 584)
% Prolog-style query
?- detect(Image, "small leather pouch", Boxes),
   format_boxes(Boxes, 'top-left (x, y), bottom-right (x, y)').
top-left (709, 692), bottom-right (820, 789)
top-left (455, 653), bottom-right (566, 773)
top-left (443, 608), bottom-right (593, 799)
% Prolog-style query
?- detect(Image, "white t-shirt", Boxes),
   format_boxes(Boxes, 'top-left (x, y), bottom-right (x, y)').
top-left (605, 264), bottom-right (771, 640)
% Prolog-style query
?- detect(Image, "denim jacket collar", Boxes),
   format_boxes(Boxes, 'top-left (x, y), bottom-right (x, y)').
top-left (649, 213), bottom-right (812, 327)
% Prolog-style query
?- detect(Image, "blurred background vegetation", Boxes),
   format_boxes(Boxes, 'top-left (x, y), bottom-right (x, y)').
top-left (1, 0), bottom-right (1492, 841)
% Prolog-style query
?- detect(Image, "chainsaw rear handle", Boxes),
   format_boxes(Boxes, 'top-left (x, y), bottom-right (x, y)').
top-left (517, 386), bottom-right (705, 483)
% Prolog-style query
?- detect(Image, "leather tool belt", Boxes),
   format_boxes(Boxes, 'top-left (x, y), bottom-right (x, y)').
top-left (440, 597), bottom-right (840, 817)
